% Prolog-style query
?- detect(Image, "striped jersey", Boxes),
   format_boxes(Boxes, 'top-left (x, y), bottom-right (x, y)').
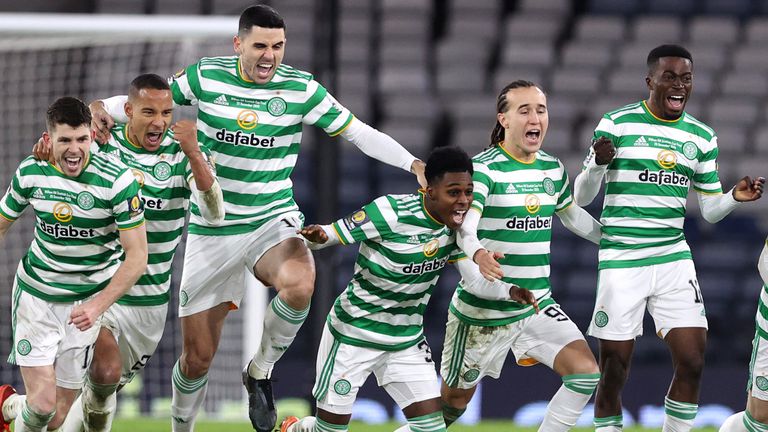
top-left (100, 124), bottom-right (211, 306)
top-left (584, 101), bottom-right (723, 270)
top-left (170, 56), bottom-right (353, 236)
top-left (757, 239), bottom-right (768, 341)
top-left (0, 154), bottom-right (144, 302)
top-left (450, 146), bottom-right (572, 326)
top-left (326, 192), bottom-right (462, 351)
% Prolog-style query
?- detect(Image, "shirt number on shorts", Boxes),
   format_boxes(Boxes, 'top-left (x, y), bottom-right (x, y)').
top-left (689, 279), bottom-right (703, 304)
top-left (130, 355), bottom-right (152, 372)
top-left (544, 305), bottom-right (570, 322)
top-left (417, 340), bottom-right (434, 363)
top-left (82, 343), bottom-right (96, 369)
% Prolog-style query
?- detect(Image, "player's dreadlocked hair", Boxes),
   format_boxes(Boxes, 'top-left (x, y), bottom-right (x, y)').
top-left (46, 97), bottom-right (91, 131)
top-left (239, 4), bottom-right (285, 36)
top-left (425, 146), bottom-right (473, 185)
top-left (490, 80), bottom-right (538, 147)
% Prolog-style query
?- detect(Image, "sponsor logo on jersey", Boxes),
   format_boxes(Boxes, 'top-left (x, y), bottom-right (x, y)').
top-left (215, 129), bottom-right (276, 147)
top-left (423, 239), bottom-right (440, 257)
top-left (634, 136), bottom-right (648, 146)
top-left (267, 97), bottom-right (287, 116)
top-left (656, 149), bottom-right (677, 169)
top-left (525, 194), bottom-right (540, 214)
top-left (236, 109), bottom-right (259, 130)
top-left (52, 202), bottom-right (73, 223)
top-left (141, 196), bottom-right (164, 210)
top-left (402, 256), bottom-right (449, 275)
top-left (505, 183), bottom-right (518, 194)
top-left (682, 141), bottom-right (698, 160)
top-left (213, 94), bottom-right (228, 106)
top-left (638, 169), bottom-right (690, 186)
top-left (506, 215), bottom-right (552, 232)
top-left (39, 220), bottom-right (96, 239)
top-left (77, 192), bottom-right (95, 210)
top-left (131, 169), bottom-right (145, 188)
top-left (32, 188), bottom-right (45, 200)
top-left (153, 162), bottom-right (172, 181)
top-left (127, 194), bottom-right (144, 217)
top-left (542, 177), bottom-right (556, 196)
top-left (407, 235), bottom-right (421, 244)
top-left (342, 209), bottom-right (369, 230)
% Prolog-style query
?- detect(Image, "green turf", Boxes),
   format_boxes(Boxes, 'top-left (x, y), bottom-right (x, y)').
top-left (107, 419), bottom-right (719, 431)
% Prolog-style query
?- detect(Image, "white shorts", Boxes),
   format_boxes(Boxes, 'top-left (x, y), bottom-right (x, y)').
top-left (588, 259), bottom-right (707, 340)
top-left (748, 287), bottom-right (768, 401)
top-left (9, 282), bottom-right (100, 389)
top-left (441, 303), bottom-right (584, 389)
top-left (101, 303), bottom-right (167, 386)
top-left (178, 211), bottom-right (303, 317)
top-left (312, 325), bottom-right (440, 415)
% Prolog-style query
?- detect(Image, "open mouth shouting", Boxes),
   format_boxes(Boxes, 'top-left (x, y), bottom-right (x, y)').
top-left (450, 209), bottom-right (467, 227)
top-left (61, 151), bottom-right (85, 175)
top-left (255, 62), bottom-right (274, 80)
top-left (525, 128), bottom-right (542, 146)
top-left (145, 130), bottom-right (163, 148)
top-left (666, 94), bottom-right (686, 112)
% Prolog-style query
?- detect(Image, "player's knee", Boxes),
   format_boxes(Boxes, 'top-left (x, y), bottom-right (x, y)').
top-left (181, 348), bottom-right (215, 378)
top-left (442, 388), bottom-right (473, 409)
top-left (278, 273), bottom-right (315, 307)
top-left (89, 358), bottom-right (122, 386)
top-left (675, 354), bottom-right (704, 381)
top-left (46, 409), bottom-right (63, 430)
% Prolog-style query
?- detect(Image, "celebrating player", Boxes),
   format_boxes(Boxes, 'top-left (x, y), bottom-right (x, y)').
top-left (574, 44), bottom-right (765, 432)
top-left (438, 81), bottom-right (602, 431)
top-left (90, 4), bottom-right (426, 431)
top-left (0, 97), bottom-right (147, 432)
top-left (279, 146), bottom-right (473, 432)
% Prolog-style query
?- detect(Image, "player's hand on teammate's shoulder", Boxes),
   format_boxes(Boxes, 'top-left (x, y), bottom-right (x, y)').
top-left (411, 159), bottom-right (427, 189)
top-left (473, 249), bottom-right (504, 281)
top-left (509, 285), bottom-right (539, 313)
top-left (298, 224), bottom-right (328, 244)
top-left (32, 134), bottom-right (51, 161)
top-left (733, 176), bottom-right (766, 202)
top-left (89, 100), bottom-right (114, 145)
top-left (172, 120), bottom-right (202, 157)
top-left (593, 136), bottom-right (616, 165)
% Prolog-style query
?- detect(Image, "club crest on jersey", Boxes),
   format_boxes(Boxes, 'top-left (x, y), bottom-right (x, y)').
top-left (267, 97), bottom-right (287, 116)
top-left (16, 339), bottom-right (31, 356)
top-left (131, 169), bottom-right (145, 188)
top-left (757, 376), bottom-right (768, 391)
top-left (77, 192), bottom-right (95, 210)
top-left (52, 202), bottom-right (73, 223)
top-left (236, 110), bottom-right (259, 130)
top-left (423, 239), bottom-right (440, 257)
top-left (682, 141), bottom-right (698, 160)
top-left (656, 150), bottom-right (677, 169)
top-left (127, 194), bottom-right (144, 217)
top-left (343, 209), bottom-right (369, 230)
top-left (153, 162), bottom-right (172, 181)
top-left (542, 177), bottom-right (556, 196)
top-left (525, 194), bottom-right (540, 214)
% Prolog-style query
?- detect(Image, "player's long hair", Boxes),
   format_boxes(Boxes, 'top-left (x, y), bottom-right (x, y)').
top-left (490, 80), bottom-right (538, 147)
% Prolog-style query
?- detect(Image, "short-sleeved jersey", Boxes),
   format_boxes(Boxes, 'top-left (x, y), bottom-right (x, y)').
top-left (583, 101), bottom-right (723, 270)
top-left (449, 147), bottom-right (571, 326)
top-left (326, 192), bottom-right (462, 351)
top-left (169, 56), bottom-right (354, 236)
top-left (100, 124), bottom-right (211, 306)
top-left (0, 154), bottom-right (144, 302)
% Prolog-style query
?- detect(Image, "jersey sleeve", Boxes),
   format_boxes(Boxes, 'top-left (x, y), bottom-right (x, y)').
top-left (692, 135), bottom-right (723, 194)
top-left (111, 169), bottom-right (145, 230)
top-left (471, 161), bottom-right (493, 214)
top-left (169, 62), bottom-right (200, 106)
top-left (582, 115), bottom-right (619, 170)
top-left (0, 162), bottom-right (32, 221)
top-left (301, 79), bottom-right (354, 137)
top-left (329, 197), bottom-right (389, 245)
top-left (555, 160), bottom-right (573, 211)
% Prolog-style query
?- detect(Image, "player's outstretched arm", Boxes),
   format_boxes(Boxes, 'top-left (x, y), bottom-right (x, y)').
top-left (70, 223), bottom-right (148, 331)
top-left (457, 208), bottom-right (504, 281)
top-left (573, 137), bottom-right (615, 206)
top-left (557, 204), bottom-right (602, 245)
top-left (339, 118), bottom-right (426, 188)
top-left (298, 224), bottom-right (340, 250)
top-left (88, 97), bottom-right (125, 144)
top-left (174, 120), bottom-right (225, 224)
top-left (0, 216), bottom-right (13, 243)
top-left (697, 176), bottom-right (765, 223)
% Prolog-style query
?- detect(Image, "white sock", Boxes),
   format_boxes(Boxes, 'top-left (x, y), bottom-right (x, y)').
top-left (58, 395), bottom-right (84, 432)
top-left (594, 415), bottom-right (623, 431)
top-left (82, 378), bottom-right (117, 432)
top-left (393, 425), bottom-right (411, 432)
top-left (719, 411), bottom-right (747, 432)
top-left (249, 296), bottom-right (309, 379)
top-left (539, 373), bottom-right (600, 431)
top-left (742, 411), bottom-right (768, 432)
top-left (663, 397), bottom-right (697, 432)
top-left (2, 393), bottom-right (25, 422)
top-left (171, 359), bottom-right (208, 432)
top-left (14, 401), bottom-right (54, 432)
top-left (287, 416), bottom-right (317, 432)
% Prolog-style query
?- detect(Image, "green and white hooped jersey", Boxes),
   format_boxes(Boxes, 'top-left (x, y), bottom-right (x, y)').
top-left (758, 239), bottom-right (768, 341)
top-left (100, 124), bottom-right (211, 306)
top-left (0, 154), bottom-right (144, 302)
top-left (170, 56), bottom-right (353, 236)
top-left (585, 101), bottom-right (723, 270)
top-left (449, 147), bottom-right (572, 327)
top-left (327, 192), bottom-right (462, 351)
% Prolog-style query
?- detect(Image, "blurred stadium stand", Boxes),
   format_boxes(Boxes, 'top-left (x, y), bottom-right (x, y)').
top-left (1, 0), bottom-right (768, 420)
